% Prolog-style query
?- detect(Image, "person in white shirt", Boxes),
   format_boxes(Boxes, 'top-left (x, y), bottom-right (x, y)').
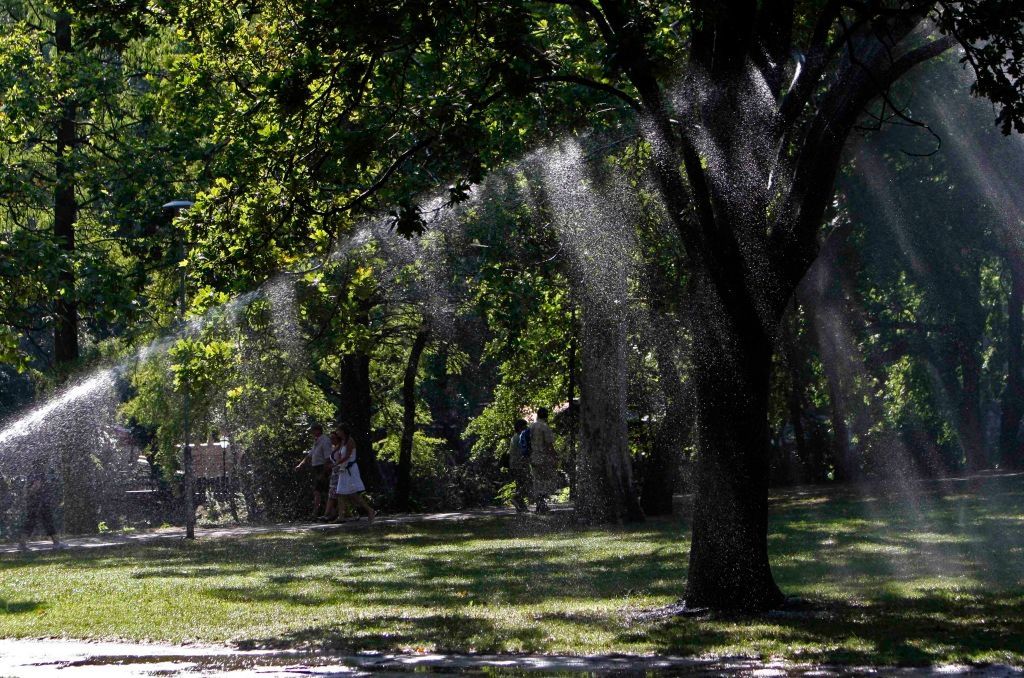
top-left (295, 423), bottom-right (334, 519)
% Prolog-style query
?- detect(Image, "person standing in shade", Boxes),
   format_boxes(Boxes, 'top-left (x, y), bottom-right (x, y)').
top-left (529, 407), bottom-right (557, 513)
top-left (295, 423), bottom-right (333, 519)
top-left (509, 419), bottom-right (532, 513)
top-left (18, 457), bottom-right (61, 551)
top-left (331, 425), bottom-right (375, 523)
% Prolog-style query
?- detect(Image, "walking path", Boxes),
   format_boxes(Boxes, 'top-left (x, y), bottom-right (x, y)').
top-left (0, 505), bottom-right (567, 555)
top-left (0, 638), bottom-right (1019, 677)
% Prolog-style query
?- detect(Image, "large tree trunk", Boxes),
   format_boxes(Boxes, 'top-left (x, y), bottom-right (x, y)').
top-left (957, 262), bottom-right (988, 472)
top-left (538, 142), bottom-right (640, 523)
top-left (683, 279), bottom-right (784, 611)
top-left (575, 302), bottom-right (644, 523)
top-left (395, 329), bottom-right (429, 512)
top-left (640, 316), bottom-right (689, 516)
top-left (339, 352), bottom-right (383, 493)
top-left (956, 337), bottom-right (987, 472)
top-left (1000, 257), bottom-right (1024, 469)
top-left (798, 233), bottom-right (858, 481)
top-left (595, 0), bottom-right (948, 612)
top-left (565, 313), bottom-right (579, 501)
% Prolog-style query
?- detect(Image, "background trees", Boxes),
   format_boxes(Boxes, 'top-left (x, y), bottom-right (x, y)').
top-left (3, 1), bottom-right (1024, 611)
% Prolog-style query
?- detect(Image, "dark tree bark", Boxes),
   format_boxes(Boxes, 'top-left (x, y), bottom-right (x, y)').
top-left (339, 352), bottom-right (383, 493)
top-left (683, 278), bottom-right (783, 610)
top-left (395, 328), bottom-right (430, 512)
top-left (956, 336), bottom-right (987, 471)
top-left (53, 12), bottom-right (79, 367)
top-left (575, 301), bottom-right (644, 523)
top-left (540, 146), bottom-right (641, 522)
top-left (799, 228), bottom-right (889, 482)
top-left (781, 311), bottom-right (810, 478)
top-left (640, 316), bottom-right (690, 516)
top-left (1000, 257), bottom-right (1024, 469)
top-left (565, 310), bottom-right (579, 501)
top-left (957, 261), bottom-right (988, 472)
top-left (54, 13), bottom-right (97, 535)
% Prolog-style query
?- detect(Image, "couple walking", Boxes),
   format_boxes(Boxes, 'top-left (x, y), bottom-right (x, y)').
top-left (296, 423), bottom-right (375, 523)
top-left (509, 407), bottom-right (557, 513)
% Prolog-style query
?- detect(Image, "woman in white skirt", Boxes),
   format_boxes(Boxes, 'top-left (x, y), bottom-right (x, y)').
top-left (318, 431), bottom-right (345, 521)
top-left (331, 426), bottom-right (375, 523)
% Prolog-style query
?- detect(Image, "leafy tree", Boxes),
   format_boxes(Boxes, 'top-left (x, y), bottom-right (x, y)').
top-left (828, 55), bottom-right (1024, 474)
top-left (0, 2), bottom-right (204, 370)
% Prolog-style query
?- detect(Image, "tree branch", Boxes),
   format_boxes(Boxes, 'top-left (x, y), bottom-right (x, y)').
top-left (533, 74), bottom-right (641, 111)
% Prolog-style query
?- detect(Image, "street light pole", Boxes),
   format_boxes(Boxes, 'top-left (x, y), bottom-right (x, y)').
top-left (163, 200), bottom-right (196, 540)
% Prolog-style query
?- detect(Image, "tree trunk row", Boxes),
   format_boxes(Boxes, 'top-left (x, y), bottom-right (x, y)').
top-left (395, 328), bottom-right (430, 511)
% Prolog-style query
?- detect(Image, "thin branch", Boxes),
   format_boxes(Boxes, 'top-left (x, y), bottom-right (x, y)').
top-left (344, 135), bottom-right (437, 216)
top-left (533, 74), bottom-right (641, 112)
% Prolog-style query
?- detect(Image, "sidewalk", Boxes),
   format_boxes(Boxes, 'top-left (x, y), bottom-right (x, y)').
top-left (0, 638), bottom-right (1017, 677)
top-left (0, 505), bottom-right (569, 556)
top-left (0, 638), bottom-right (778, 677)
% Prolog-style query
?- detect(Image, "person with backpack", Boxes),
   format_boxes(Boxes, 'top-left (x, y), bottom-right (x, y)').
top-left (509, 419), bottom-right (532, 513)
top-left (529, 407), bottom-right (557, 513)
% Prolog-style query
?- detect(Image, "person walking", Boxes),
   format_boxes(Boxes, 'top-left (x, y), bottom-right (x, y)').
top-left (529, 407), bottom-right (557, 513)
top-left (331, 426), bottom-right (375, 523)
top-left (18, 457), bottom-right (61, 551)
top-left (295, 423), bottom-right (333, 519)
top-left (509, 419), bottom-right (532, 513)
top-left (319, 429), bottom-right (347, 521)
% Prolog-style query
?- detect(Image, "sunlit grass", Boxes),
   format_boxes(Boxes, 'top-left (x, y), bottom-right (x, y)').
top-left (1, 474), bottom-right (1023, 666)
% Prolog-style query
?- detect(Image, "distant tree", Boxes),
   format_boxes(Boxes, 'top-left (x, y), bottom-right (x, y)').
top-left (0, 2), bottom-right (201, 371)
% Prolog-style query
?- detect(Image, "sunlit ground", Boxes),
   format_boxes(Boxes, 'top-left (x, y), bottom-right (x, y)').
top-left (1, 475), bottom-right (1022, 667)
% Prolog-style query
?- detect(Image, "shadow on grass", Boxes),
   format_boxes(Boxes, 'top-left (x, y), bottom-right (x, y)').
top-left (0, 519), bottom-right (689, 607)
top-left (638, 591), bottom-right (1024, 666)
top-left (237, 612), bottom-right (555, 653)
top-left (1, 599), bottom-right (41, 614)
top-left (131, 565), bottom-right (257, 579)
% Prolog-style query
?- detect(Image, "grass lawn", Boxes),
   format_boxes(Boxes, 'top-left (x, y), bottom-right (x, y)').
top-left (2, 475), bottom-right (1023, 667)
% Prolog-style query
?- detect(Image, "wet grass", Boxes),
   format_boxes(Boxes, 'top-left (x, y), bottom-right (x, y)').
top-left (1, 474), bottom-right (1023, 667)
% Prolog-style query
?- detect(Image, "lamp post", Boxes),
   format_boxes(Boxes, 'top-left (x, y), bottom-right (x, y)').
top-left (163, 199), bottom-right (196, 540)
top-left (218, 435), bottom-right (229, 480)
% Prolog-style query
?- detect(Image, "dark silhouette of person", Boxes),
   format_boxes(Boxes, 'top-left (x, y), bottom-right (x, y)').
top-left (509, 418), bottom-right (532, 512)
top-left (19, 458), bottom-right (61, 551)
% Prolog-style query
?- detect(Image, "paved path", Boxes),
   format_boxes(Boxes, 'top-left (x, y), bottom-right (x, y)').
top-left (0, 639), bottom-right (1020, 677)
top-left (0, 506), bottom-right (570, 555)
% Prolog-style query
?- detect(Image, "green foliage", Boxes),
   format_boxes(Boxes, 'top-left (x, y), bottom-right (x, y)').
top-left (0, 1), bottom-right (208, 367)
top-left (121, 294), bottom-right (332, 516)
